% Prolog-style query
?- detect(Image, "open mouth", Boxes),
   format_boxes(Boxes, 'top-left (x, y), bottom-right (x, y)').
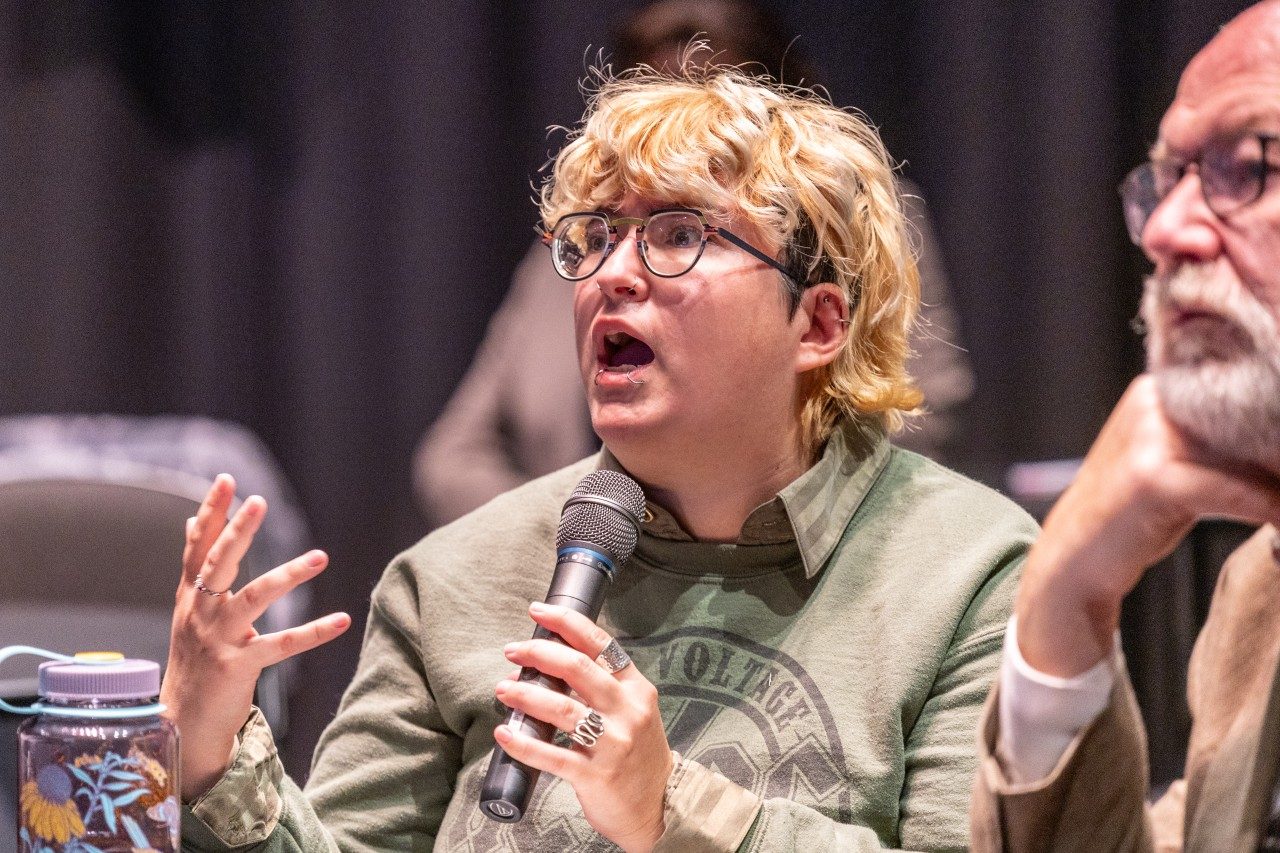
top-left (1173, 307), bottom-right (1222, 325)
top-left (601, 330), bottom-right (656, 370)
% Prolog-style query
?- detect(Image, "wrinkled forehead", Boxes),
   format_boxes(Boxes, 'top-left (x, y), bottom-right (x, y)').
top-left (1157, 8), bottom-right (1280, 154)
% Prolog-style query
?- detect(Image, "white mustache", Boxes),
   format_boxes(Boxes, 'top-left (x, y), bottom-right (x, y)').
top-left (1144, 263), bottom-right (1277, 352)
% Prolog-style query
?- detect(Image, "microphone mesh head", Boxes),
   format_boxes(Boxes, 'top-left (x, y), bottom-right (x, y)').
top-left (556, 470), bottom-right (646, 566)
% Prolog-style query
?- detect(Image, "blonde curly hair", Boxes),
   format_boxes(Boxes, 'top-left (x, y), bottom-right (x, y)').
top-left (540, 67), bottom-right (923, 451)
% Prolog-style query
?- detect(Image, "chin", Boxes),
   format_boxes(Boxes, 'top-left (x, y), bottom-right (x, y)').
top-left (590, 402), bottom-right (662, 446)
top-left (1155, 357), bottom-right (1280, 473)
top-left (1141, 264), bottom-right (1280, 471)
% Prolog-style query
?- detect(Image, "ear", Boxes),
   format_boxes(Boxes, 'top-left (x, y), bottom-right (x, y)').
top-left (794, 283), bottom-right (849, 374)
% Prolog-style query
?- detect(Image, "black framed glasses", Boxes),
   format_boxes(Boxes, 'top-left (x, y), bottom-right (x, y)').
top-left (542, 207), bottom-right (799, 290)
top-left (1120, 133), bottom-right (1278, 245)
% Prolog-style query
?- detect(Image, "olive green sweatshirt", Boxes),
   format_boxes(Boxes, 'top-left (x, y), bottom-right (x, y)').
top-left (182, 423), bottom-right (1036, 851)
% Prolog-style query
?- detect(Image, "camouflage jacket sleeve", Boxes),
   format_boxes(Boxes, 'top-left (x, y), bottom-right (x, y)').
top-left (180, 708), bottom-right (339, 852)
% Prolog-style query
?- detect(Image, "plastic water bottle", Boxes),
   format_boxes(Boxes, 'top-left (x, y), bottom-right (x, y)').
top-left (2, 646), bottom-right (179, 853)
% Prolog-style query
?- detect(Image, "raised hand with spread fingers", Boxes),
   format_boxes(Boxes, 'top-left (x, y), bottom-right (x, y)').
top-left (160, 473), bottom-right (352, 801)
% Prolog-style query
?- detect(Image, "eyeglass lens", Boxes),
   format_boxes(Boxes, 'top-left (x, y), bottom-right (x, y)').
top-left (1120, 134), bottom-right (1273, 245)
top-left (551, 211), bottom-right (707, 280)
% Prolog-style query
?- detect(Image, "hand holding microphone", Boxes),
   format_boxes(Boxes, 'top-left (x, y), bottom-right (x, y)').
top-left (480, 471), bottom-right (674, 851)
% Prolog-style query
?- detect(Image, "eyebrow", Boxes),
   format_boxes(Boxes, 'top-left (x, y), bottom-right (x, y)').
top-left (1152, 109), bottom-right (1280, 161)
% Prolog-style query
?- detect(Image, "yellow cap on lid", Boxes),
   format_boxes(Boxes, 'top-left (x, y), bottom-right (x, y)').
top-left (72, 651), bottom-right (126, 663)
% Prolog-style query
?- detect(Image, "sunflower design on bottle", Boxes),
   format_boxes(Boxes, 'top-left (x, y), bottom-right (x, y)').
top-left (19, 748), bottom-right (175, 852)
top-left (19, 764), bottom-right (86, 845)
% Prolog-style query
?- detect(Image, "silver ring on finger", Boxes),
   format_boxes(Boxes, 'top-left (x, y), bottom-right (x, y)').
top-left (193, 574), bottom-right (229, 597)
top-left (595, 638), bottom-right (632, 674)
top-left (567, 708), bottom-right (606, 748)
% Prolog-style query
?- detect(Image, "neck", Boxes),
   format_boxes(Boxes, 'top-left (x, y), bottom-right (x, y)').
top-left (615, 431), bottom-right (816, 542)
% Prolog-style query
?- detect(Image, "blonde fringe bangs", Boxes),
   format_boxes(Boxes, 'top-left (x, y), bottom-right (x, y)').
top-left (541, 67), bottom-right (923, 449)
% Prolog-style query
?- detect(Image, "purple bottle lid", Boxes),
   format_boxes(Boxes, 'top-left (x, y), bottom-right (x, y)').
top-left (39, 652), bottom-right (161, 702)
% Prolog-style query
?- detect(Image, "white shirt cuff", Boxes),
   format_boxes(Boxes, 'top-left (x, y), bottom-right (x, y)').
top-left (995, 615), bottom-right (1115, 784)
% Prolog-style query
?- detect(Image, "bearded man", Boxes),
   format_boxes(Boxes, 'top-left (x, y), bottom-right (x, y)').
top-left (969, 2), bottom-right (1280, 850)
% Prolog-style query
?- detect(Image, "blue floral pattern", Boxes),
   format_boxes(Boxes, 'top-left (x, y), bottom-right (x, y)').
top-left (19, 749), bottom-right (175, 852)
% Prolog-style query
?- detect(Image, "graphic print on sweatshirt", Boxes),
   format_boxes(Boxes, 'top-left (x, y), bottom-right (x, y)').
top-left (445, 627), bottom-right (851, 852)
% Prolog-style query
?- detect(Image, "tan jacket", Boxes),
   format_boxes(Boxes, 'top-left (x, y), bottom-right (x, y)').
top-left (971, 525), bottom-right (1280, 853)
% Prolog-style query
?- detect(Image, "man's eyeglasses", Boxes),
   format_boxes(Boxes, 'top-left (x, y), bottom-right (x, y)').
top-left (1120, 133), bottom-right (1278, 245)
top-left (542, 208), bottom-right (799, 291)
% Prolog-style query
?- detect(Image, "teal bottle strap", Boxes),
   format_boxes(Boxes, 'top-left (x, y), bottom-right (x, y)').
top-left (0, 645), bottom-right (73, 714)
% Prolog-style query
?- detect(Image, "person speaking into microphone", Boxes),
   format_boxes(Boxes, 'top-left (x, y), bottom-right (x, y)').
top-left (162, 62), bottom-right (1037, 852)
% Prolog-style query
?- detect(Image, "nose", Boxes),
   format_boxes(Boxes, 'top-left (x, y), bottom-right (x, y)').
top-left (1141, 170), bottom-right (1224, 273)
top-left (592, 227), bottom-right (650, 302)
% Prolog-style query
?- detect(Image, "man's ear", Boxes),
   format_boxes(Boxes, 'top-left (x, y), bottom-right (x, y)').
top-left (795, 283), bottom-right (850, 374)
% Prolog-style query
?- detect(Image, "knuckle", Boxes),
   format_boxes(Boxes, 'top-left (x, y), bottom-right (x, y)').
top-left (276, 631), bottom-right (298, 656)
top-left (558, 696), bottom-right (578, 720)
top-left (588, 626), bottom-right (610, 651)
top-left (1128, 448), bottom-right (1170, 497)
top-left (1133, 447), bottom-right (1165, 479)
top-left (636, 680), bottom-right (659, 707)
top-left (204, 545), bottom-right (226, 569)
top-left (599, 762), bottom-right (627, 789)
top-left (573, 654), bottom-right (596, 679)
top-left (547, 750), bottom-right (571, 777)
top-left (237, 584), bottom-right (263, 610)
top-left (633, 705), bottom-right (656, 731)
top-left (202, 649), bottom-right (241, 678)
top-left (612, 729), bottom-right (634, 752)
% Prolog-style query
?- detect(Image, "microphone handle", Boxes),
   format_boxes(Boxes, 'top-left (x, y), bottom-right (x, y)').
top-left (478, 546), bottom-right (612, 822)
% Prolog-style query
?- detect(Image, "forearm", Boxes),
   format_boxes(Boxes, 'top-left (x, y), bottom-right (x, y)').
top-left (995, 617), bottom-right (1115, 784)
top-left (1013, 489), bottom-right (1136, 678)
top-left (1012, 376), bottom-right (1251, 678)
top-left (179, 708), bottom-right (339, 853)
top-left (1014, 553), bottom-right (1121, 678)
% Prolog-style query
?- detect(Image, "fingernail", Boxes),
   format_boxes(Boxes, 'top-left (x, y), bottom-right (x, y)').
top-left (494, 725), bottom-right (512, 744)
top-left (529, 602), bottom-right (548, 614)
top-left (495, 680), bottom-right (512, 695)
top-left (307, 551), bottom-right (326, 567)
top-left (503, 643), bottom-right (519, 656)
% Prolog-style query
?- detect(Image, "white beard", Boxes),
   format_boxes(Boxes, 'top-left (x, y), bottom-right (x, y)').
top-left (1141, 262), bottom-right (1280, 471)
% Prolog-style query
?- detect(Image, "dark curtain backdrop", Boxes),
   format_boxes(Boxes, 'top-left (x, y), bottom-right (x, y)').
top-left (0, 0), bottom-right (1252, 779)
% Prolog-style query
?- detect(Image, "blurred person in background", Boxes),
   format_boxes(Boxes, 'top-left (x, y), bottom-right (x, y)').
top-left (413, 0), bottom-right (973, 528)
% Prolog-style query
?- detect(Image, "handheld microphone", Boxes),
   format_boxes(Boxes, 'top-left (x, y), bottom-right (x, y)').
top-left (479, 469), bottom-right (646, 822)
